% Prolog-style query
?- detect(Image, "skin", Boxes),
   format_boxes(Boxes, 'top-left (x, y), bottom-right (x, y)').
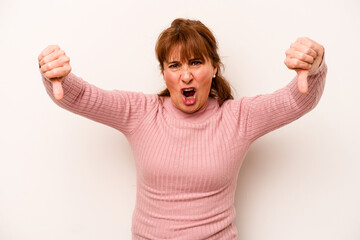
top-left (38, 37), bottom-right (324, 104)
top-left (38, 45), bottom-right (71, 100)
top-left (162, 47), bottom-right (217, 114)
top-left (284, 37), bottom-right (324, 93)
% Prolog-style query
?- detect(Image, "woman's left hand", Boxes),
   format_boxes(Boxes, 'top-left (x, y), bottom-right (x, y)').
top-left (284, 37), bottom-right (324, 94)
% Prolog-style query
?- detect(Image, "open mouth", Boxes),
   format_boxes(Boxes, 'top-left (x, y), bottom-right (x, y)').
top-left (181, 88), bottom-right (196, 105)
top-left (182, 88), bottom-right (196, 98)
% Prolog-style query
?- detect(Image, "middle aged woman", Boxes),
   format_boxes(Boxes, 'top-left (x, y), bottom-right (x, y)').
top-left (38, 18), bottom-right (327, 239)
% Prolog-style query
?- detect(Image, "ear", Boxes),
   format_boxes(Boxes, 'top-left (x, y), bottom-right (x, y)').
top-left (213, 66), bottom-right (217, 76)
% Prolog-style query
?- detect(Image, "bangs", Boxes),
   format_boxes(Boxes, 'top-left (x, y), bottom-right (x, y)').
top-left (157, 27), bottom-right (211, 68)
top-left (165, 36), bottom-right (208, 63)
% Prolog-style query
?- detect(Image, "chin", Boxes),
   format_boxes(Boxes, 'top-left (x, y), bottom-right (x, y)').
top-left (172, 95), bottom-right (203, 113)
top-left (184, 108), bottom-right (196, 114)
top-left (183, 103), bottom-right (202, 114)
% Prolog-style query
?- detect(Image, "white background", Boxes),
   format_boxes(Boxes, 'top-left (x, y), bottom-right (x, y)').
top-left (1, 0), bottom-right (359, 239)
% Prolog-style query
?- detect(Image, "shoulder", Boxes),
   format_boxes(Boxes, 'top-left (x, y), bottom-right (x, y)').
top-left (221, 98), bottom-right (244, 111)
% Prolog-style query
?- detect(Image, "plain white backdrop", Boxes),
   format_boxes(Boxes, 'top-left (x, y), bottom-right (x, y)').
top-left (1, 0), bottom-right (359, 239)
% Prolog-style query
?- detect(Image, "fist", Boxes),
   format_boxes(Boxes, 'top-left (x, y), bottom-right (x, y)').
top-left (38, 45), bottom-right (72, 101)
top-left (284, 37), bottom-right (324, 94)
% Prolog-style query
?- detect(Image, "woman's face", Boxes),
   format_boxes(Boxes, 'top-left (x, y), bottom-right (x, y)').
top-left (163, 49), bottom-right (217, 114)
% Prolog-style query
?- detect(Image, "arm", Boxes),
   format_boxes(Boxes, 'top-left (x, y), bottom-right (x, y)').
top-left (230, 37), bottom-right (327, 142)
top-left (38, 45), bottom-right (157, 136)
top-left (231, 59), bottom-right (327, 142)
top-left (41, 72), bottom-right (157, 135)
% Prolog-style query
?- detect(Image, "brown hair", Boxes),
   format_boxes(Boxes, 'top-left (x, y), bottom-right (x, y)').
top-left (155, 18), bottom-right (233, 106)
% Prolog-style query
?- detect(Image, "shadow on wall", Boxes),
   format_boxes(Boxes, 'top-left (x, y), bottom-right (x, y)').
top-left (233, 137), bottom-right (287, 223)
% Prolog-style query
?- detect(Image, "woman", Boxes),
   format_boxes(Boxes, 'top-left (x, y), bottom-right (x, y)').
top-left (38, 18), bottom-right (327, 239)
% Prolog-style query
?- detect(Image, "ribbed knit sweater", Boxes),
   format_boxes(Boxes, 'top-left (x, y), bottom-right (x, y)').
top-left (41, 60), bottom-right (327, 239)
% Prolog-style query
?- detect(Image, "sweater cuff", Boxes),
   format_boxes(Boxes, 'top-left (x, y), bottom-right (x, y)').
top-left (40, 69), bottom-right (84, 101)
top-left (308, 52), bottom-right (326, 77)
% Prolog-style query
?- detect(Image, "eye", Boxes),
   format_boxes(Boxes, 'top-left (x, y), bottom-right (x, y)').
top-left (168, 62), bottom-right (180, 69)
top-left (190, 60), bottom-right (202, 66)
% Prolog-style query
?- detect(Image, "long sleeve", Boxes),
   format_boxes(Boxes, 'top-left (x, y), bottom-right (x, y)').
top-left (230, 59), bottom-right (328, 142)
top-left (41, 72), bottom-right (158, 136)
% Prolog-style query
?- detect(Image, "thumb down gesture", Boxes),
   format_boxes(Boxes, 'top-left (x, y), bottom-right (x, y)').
top-left (284, 37), bottom-right (324, 94)
top-left (38, 45), bottom-right (72, 101)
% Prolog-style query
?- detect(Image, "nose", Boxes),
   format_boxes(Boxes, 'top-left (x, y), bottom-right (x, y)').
top-left (181, 67), bottom-right (193, 84)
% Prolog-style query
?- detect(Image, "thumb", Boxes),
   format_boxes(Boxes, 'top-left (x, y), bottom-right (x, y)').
top-left (297, 70), bottom-right (309, 94)
top-left (52, 79), bottom-right (64, 101)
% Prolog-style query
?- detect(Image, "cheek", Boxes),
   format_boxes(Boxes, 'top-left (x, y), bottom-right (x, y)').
top-left (163, 72), bottom-right (178, 91)
top-left (196, 71), bottom-right (213, 90)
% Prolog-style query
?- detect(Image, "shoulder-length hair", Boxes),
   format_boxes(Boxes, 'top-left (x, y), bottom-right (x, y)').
top-left (155, 18), bottom-right (233, 106)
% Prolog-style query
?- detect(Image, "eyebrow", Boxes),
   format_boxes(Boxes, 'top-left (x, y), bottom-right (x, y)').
top-left (167, 60), bottom-right (180, 64)
top-left (167, 58), bottom-right (203, 64)
top-left (189, 58), bottom-right (203, 61)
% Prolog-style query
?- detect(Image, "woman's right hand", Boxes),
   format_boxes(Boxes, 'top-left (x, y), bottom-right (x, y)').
top-left (38, 45), bottom-right (72, 101)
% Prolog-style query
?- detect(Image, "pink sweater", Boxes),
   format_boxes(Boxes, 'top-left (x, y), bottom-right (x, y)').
top-left (41, 60), bottom-right (327, 239)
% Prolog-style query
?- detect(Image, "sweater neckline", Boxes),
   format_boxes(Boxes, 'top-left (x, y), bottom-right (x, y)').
top-left (161, 97), bottom-right (220, 124)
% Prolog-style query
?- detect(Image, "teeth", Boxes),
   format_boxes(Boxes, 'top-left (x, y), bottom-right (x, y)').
top-left (183, 88), bottom-right (194, 92)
